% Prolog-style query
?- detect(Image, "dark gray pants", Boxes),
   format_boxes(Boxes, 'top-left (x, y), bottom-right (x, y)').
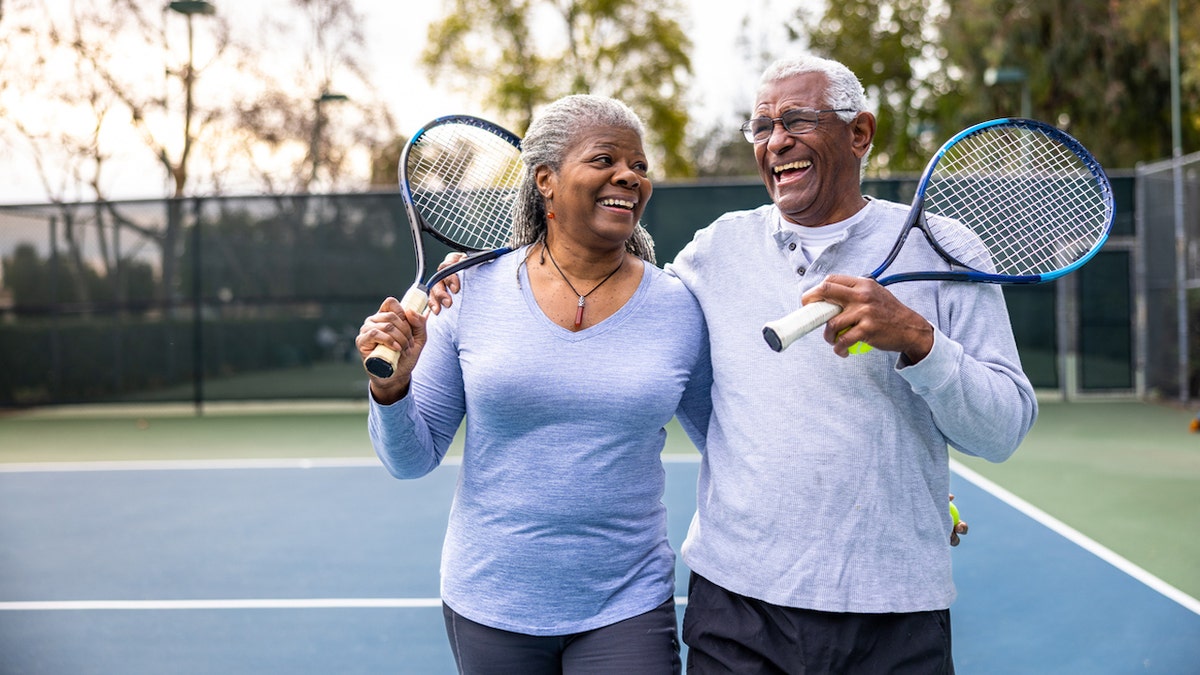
top-left (682, 573), bottom-right (955, 674)
top-left (442, 597), bottom-right (681, 675)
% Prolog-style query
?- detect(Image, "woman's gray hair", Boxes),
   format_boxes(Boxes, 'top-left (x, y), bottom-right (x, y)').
top-left (758, 54), bottom-right (873, 174)
top-left (510, 94), bottom-right (656, 263)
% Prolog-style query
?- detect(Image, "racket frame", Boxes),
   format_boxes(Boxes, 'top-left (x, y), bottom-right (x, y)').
top-left (364, 115), bottom-right (521, 378)
top-left (762, 117), bottom-right (1115, 353)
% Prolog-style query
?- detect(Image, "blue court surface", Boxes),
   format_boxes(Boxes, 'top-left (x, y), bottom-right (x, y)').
top-left (1, 457), bottom-right (1197, 674)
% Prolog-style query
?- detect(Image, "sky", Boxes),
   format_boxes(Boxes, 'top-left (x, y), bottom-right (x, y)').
top-left (0, 0), bottom-right (803, 205)
top-left (362, 0), bottom-right (798, 134)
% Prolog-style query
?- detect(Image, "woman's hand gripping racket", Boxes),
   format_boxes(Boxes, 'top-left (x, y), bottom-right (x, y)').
top-left (762, 118), bottom-right (1115, 353)
top-left (364, 115), bottom-right (522, 378)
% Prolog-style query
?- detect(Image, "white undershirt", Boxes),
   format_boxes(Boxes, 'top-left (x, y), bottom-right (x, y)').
top-left (781, 199), bottom-right (873, 263)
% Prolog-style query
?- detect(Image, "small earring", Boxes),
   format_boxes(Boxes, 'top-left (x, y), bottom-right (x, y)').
top-left (546, 211), bottom-right (555, 220)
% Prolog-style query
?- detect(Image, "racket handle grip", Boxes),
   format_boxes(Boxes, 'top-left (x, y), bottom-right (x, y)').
top-left (363, 288), bottom-right (430, 379)
top-left (399, 286), bottom-right (430, 314)
top-left (762, 301), bottom-right (843, 353)
top-left (364, 344), bottom-right (399, 378)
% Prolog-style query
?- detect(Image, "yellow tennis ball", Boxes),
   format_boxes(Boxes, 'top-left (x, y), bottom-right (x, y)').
top-left (836, 327), bottom-right (874, 355)
top-left (848, 341), bottom-right (873, 355)
top-left (949, 502), bottom-right (961, 528)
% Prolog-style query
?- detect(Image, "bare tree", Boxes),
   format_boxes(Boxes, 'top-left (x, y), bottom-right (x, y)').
top-left (0, 1), bottom-right (174, 305)
top-left (216, 0), bottom-right (398, 195)
top-left (0, 0), bottom-right (402, 303)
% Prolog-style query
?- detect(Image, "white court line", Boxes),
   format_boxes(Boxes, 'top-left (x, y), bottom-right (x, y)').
top-left (0, 597), bottom-right (690, 611)
top-left (950, 458), bottom-right (1200, 616)
top-left (0, 598), bottom-right (442, 611)
top-left (9, 455), bottom-right (1186, 615)
top-left (0, 454), bottom-right (701, 612)
top-left (0, 453), bottom-right (701, 473)
top-left (0, 457), bottom-right (392, 473)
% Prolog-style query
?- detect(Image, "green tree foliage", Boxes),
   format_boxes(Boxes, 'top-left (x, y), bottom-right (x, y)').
top-left (802, 0), bottom-right (1199, 172)
top-left (691, 125), bottom-right (761, 179)
top-left (177, 197), bottom-right (406, 303)
top-left (421, 0), bottom-right (695, 177)
top-left (808, 0), bottom-right (948, 174)
top-left (2, 242), bottom-right (155, 310)
top-left (939, 0), bottom-right (1199, 168)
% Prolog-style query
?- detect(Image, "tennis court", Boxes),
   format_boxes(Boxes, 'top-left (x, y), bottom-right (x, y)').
top-left (1, 399), bottom-right (1198, 674)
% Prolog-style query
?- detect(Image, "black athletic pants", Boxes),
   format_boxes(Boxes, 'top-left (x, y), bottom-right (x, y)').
top-left (682, 573), bottom-right (955, 674)
top-left (442, 597), bottom-right (680, 675)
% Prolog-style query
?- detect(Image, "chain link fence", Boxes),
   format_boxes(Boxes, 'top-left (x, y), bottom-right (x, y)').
top-left (1, 177), bottom-right (1141, 409)
top-left (1137, 151), bottom-right (1200, 402)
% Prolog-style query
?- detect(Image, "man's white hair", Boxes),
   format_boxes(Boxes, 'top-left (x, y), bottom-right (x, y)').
top-left (757, 54), bottom-right (873, 174)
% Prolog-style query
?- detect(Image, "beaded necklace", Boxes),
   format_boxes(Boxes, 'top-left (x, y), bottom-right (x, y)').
top-left (543, 244), bottom-right (624, 328)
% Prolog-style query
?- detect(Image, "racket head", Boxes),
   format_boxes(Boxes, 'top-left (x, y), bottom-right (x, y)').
top-left (366, 116), bottom-right (521, 380)
top-left (400, 115), bottom-right (523, 256)
top-left (883, 118), bottom-right (1114, 285)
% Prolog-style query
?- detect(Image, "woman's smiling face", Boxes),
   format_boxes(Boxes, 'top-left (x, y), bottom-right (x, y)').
top-left (538, 125), bottom-right (651, 249)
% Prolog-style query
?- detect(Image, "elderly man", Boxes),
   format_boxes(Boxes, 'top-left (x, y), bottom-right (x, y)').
top-left (670, 53), bottom-right (1036, 674)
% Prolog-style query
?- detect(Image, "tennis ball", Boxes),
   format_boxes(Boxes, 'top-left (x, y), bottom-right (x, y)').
top-left (848, 341), bottom-right (873, 355)
top-left (836, 327), bottom-right (874, 355)
top-left (949, 502), bottom-right (961, 528)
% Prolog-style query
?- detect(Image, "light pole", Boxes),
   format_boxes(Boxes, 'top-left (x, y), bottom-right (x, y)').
top-left (168, 0), bottom-right (215, 15)
top-left (986, 65), bottom-right (1079, 397)
top-left (166, 0), bottom-right (215, 196)
top-left (983, 66), bottom-right (1030, 119)
top-left (1170, 0), bottom-right (1187, 402)
top-left (166, 1), bottom-right (215, 417)
top-left (310, 91), bottom-right (349, 188)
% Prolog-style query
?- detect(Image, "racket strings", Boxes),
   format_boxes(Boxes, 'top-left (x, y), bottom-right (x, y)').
top-left (407, 125), bottom-right (523, 250)
top-left (924, 126), bottom-right (1111, 277)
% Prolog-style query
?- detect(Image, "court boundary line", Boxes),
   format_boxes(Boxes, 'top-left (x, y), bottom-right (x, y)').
top-left (950, 458), bottom-right (1200, 615)
top-left (0, 454), bottom-right (700, 473)
top-left (0, 598), bottom-right (443, 611)
top-left (8, 457), bottom-right (1188, 616)
top-left (0, 457), bottom-right (382, 472)
top-left (0, 597), bottom-right (691, 612)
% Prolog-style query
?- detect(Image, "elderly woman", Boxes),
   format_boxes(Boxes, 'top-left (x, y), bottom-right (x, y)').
top-left (356, 95), bottom-right (712, 675)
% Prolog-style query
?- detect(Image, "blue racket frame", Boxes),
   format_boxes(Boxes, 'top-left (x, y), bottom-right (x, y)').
top-left (874, 118), bottom-right (1114, 287)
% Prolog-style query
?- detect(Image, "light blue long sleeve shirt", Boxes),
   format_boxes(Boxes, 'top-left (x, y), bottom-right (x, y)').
top-left (369, 247), bottom-right (712, 635)
top-left (667, 199), bottom-right (1037, 613)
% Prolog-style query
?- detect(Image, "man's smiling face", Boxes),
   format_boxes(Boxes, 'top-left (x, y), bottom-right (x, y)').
top-left (753, 73), bottom-right (873, 228)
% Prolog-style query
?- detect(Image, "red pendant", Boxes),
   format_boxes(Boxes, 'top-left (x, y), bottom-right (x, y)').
top-left (574, 303), bottom-right (584, 327)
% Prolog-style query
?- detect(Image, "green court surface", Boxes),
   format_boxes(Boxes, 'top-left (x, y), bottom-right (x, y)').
top-left (0, 402), bottom-right (379, 463)
top-left (953, 399), bottom-right (1200, 603)
top-left (2, 398), bottom-right (1197, 602)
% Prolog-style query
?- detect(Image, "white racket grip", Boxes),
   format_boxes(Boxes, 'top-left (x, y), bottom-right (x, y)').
top-left (761, 301), bottom-right (843, 353)
top-left (363, 287), bottom-right (430, 379)
top-left (400, 286), bottom-right (430, 314)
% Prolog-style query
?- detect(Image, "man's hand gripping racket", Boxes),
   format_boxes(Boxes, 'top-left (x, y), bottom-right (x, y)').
top-left (363, 115), bottom-right (522, 378)
top-left (762, 118), bottom-right (1115, 353)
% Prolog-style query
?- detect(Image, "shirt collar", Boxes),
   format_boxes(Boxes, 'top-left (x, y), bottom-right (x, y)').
top-left (770, 196), bottom-right (875, 249)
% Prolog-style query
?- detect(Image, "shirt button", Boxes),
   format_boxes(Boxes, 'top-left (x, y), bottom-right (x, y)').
top-left (796, 266), bottom-right (806, 275)
top-left (788, 242), bottom-right (797, 251)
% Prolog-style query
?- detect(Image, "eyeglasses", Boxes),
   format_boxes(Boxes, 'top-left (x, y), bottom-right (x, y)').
top-left (740, 108), bottom-right (856, 143)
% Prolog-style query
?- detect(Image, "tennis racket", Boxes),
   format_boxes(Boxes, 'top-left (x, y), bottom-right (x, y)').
top-left (364, 115), bottom-right (522, 378)
top-left (762, 118), bottom-right (1114, 353)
